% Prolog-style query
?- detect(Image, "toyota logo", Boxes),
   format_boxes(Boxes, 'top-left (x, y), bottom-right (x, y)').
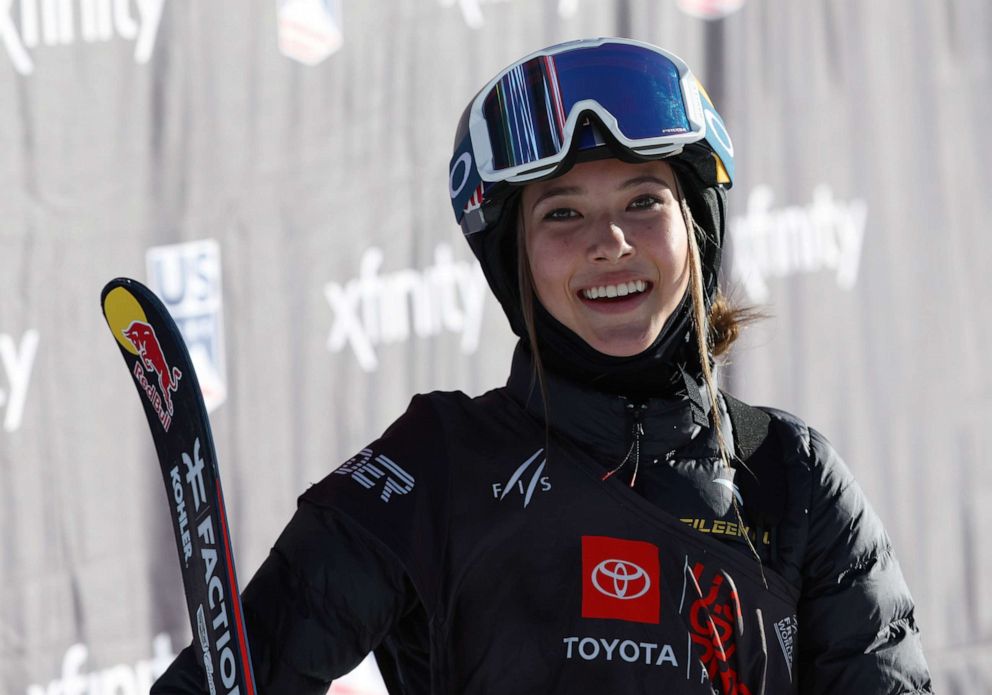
top-left (591, 559), bottom-right (651, 600)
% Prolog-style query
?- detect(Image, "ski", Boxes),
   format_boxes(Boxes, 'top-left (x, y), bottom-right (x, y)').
top-left (101, 277), bottom-right (257, 695)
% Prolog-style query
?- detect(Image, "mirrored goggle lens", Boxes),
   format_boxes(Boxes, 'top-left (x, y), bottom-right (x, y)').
top-left (481, 43), bottom-right (692, 172)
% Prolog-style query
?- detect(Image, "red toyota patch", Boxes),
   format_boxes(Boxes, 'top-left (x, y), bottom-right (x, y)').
top-left (581, 536), bottom-right (661, 624)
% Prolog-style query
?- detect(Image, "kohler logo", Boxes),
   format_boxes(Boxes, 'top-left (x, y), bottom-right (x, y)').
top-left (1, 0), bottom-right (165, 75)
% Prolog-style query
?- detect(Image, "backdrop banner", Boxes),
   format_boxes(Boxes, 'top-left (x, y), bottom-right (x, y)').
top-left (1, 1), bottom-right (988, 693)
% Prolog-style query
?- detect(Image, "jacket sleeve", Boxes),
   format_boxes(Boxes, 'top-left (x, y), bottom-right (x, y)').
top-left (152, 393), bottom-right (448, 694)
top-left (797, 428), bottom-right (933, 695)
top-left (151, 506), bottom-right (419, 694)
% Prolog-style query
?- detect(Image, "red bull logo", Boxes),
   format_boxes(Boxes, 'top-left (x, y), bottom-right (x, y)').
top-left (123, 320), bottom-right (182, 431)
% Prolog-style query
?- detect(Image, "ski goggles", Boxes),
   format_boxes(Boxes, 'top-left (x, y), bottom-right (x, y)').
top-left (449, 38), bottom-right (734, 226)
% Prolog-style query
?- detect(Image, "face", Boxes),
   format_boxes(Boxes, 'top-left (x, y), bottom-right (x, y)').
top-left (521, 158), bottom-right (690, 357)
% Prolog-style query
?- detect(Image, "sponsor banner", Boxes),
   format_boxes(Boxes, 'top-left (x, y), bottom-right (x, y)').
top-left (277, 0), bottom-right (343, 65)
top-left (25, 634), bottom-right (176, 695)
top-left (146, 240), bottom-right (227, 413)
top-left (729, 184), bottom-right (868, 303)
top-left (0, 329), bottom-right (39, 433)
top-left (1, 0), bottom-right (165, 75)
top-left (677, 0), bottom-right (746, 20)
top-left (324, 244), bottom-right (488, 372)
top-left (438, 0), bottom-right (581, 28)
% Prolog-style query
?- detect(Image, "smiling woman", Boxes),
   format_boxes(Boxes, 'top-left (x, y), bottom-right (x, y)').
top-left (152, 37), bottom-right (932, 695)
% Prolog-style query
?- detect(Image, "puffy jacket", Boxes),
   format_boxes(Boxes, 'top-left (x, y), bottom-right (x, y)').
top-left (153, 345), bottom-right (933, 694)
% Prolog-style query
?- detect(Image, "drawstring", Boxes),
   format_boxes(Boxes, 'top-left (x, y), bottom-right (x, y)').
top-left (602, 402), bottom-right (646, 487)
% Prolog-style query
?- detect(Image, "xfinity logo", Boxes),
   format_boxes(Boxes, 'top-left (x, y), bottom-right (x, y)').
top-left (324, 244), bottom-right (487, 372)
top-left (1, 0), bottom-right (165, 75)
top-left (729, 184), bottom-right (867, 302)
top-left (335, 448), bottom-right (415, 503)
top-left (491, 449), bottom-right (549, 507)
top-left (0, 329), bottom-right (39, 433)
top-left (591, 559), bottom-right (651, 601)
top-left (25, 633), bottom-right (176, 695)
top-left (439, 0), bottom-right (579, 28)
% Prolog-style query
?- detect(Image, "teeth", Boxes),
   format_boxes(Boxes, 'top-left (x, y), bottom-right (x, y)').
top-left (582, 281), bottom-right (648, 300)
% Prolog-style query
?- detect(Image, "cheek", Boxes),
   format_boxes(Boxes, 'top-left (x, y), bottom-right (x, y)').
top-left (527, 235), bottom-right (574, 303)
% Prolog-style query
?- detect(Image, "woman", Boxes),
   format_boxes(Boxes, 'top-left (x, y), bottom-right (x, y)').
top-left (155, 37), bottom-right (932, 695)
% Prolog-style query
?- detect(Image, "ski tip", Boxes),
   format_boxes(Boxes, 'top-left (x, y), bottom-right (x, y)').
top-left (100, 277), bottom-right (141, 305)
top-left (101, 278), bottom-right (155, 353)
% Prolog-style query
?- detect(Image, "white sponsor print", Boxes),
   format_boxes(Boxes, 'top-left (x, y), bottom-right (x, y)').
top-left (324, 244), bottom-right (488, 372)
top-left (729, 184), bottom-right (868, 303)
top-left (774, 615), bottom-right (798, 681)
top-left (0, 329), bottom-right (39, 433)
top-left (591, 560), bottom-right (651, 601)
top-left (335, 448), bottom-right (415, 503)
top-left (438, 0), bottom-right (579, 28)
top-left (562, 637), bottom-right (679, 667)
top-left (25, 633), bottom-right (175, 695)
top-left (147, 240), bottom-right (227, 413)
top-left (491, 449), bottom-right (550, 508)
top-left (277, 0), bottom-right (343, 66)
top-left (1, 0), bottom-right (165, 75)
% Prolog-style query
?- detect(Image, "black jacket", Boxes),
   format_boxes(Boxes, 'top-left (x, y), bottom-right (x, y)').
top-left (153, 347), bottom-right (932, 694)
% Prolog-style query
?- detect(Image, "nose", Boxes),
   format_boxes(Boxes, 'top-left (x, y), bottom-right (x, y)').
top-left (589, 221), bottom-right (634, 263)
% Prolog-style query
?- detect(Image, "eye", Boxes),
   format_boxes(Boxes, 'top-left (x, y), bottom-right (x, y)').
top-left (543, 207), bottom-right (578, 221)
top-left (629, 195), bottom-right (662, 210)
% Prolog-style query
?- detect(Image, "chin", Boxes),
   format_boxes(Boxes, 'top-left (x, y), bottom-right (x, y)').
top-left (585, 334), bottom-right (657, 358)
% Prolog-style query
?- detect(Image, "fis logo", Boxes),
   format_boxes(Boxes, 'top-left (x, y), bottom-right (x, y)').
top-left (491, 449), bottom-right (550, 508)
top-left (123, 320), bottom-right (182, 430)
top-left (324, 244), bottom-right (488, 372)
top-left (147, 240), bottom-right (226, 413)
top-left (1, 0), bottom-right (166, 75)
top-left (0, 329), bottom-right (39, 433)
top-left (336, 448), bottom-right (415, 503)
top-left (277, 0), bottom-right (343, 65)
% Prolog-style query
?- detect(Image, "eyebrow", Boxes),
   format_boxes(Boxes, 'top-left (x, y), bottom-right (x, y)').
top-left (528, 175), bottom-right (674, 212)
top-left (618, 175), bottom-right (674, 191)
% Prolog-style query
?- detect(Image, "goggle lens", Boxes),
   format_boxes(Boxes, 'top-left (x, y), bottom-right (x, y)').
top-left (481, 43), bottom-right (691, 173)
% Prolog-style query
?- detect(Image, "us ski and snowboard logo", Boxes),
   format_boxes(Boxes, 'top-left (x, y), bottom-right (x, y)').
top-left (104, 286), bottom-right (183, 431)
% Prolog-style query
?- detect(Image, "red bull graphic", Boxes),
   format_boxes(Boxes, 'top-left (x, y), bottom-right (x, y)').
top-left (123, 320), bottom-right (182, 431)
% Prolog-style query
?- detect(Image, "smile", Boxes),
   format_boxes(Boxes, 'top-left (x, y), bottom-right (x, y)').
top-left (581, 280), bottom-right (649, 300)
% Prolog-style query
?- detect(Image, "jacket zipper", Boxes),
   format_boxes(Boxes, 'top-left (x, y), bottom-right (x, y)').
top-left (601, 402), bottom-right (647, 487)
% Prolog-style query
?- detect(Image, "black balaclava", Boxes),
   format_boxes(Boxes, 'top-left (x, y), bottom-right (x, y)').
top-left (469, 149), bottom-right (728, 401)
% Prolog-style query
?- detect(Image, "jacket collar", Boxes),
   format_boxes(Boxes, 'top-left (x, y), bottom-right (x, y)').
top-left (505, 343), bottom-right (728, 461)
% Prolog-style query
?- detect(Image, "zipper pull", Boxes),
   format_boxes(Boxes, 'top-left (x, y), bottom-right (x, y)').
top-left (628, 404), bottom-right (646, 488)
top-left (601, 402), bottom-right (646, 487)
